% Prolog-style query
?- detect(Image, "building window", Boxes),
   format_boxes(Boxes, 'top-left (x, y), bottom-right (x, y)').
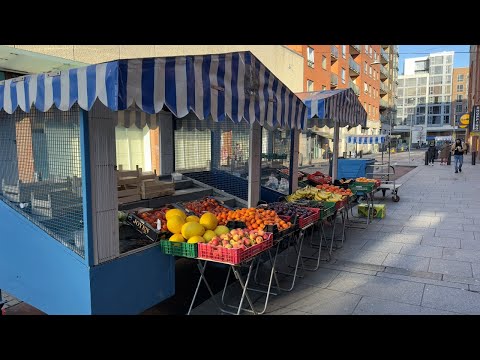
top-left (307, 79), bottom-right (314, 91)
top-left (456, 104), bottom-right (463, 113)
top-left (369, 47), bottom-right (373, 57)
top-left (406, 97), bottom-right (415, 105)
top-left (417, 87), bottom-right (427, 95)
top-left (457, 74), bottom-right (464, 82)
top-left (322, 55), bottom-right (327, 70)
top-left (341, 68), bottom-right (346, 84)
top-left (365, 45), bottom-right (369, 54)
top-left (457, 94), bottom-right (463, 102)
top-left (368, 104), bottom-right (371, 115)
top-left (398, 79), bottom-right (405, 87)
top-left (406, 88), bottom-right (416, 97)
top-left (415, 60), bottom-right (428, 72)
top-left (364, 102), bottom-right (367, 111)
top-left (322, 85), bottom-right (326, 90)
top-left (444, 85), bottom-right (451, 94)
top-left (444, 105), bottom-right (450, 114)
top-left (417, 77), bottom-right (427, 86)
top-left (307, 47), bottom-right (315, 68)
top-left (428, 115), bottom-right (441, 125)
top-left (342, 45), bottom-right (346, 59)
top-left (369, 66), bottom-right (372, 76)
top-left (369, 84), bottom-right (372, 96)
top-left (417, 97), bottom-right (426, 104)
top-left (364, 62), bottom-right (368, 74)
top-left (444, 115), bottom-right (450, 124)
top-left (457, 84), bottom-right (464, 92)
top-left (406, 78), bottom-right (416, 87)
top-left (374, 51), bottom-right (377, 61)
top-left (416, 106), bottom-right (426, 115)
top-left (446, 55), bottom-right (453, 64)
top-left (398, 88), bottom-right (404, 97)
top-left (428, 105), bottom-right (441, 115)
top-left (364, 82), bottom-right (368, 93)
top-left (415, 116), bottom-right (424, 125)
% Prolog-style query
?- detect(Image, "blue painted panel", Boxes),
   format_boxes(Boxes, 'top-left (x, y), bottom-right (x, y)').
top-left (0, 201), bottom-right (92, 314)
top-left (90, 245), bottom-right (175, 315)
top-left (337, 159), bottom-right (375, 179)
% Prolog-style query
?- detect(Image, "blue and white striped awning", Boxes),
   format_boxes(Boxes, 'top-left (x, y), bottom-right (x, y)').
top-left (347, 135), bottom-right (387, 144)
top-left (0, 51), bottom-right (307, 130)
top-left (297, 89), bottom-right (367, 128)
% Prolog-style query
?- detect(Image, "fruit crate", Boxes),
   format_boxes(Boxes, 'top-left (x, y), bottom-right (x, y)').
top-left (159, 240), bottom-right (197, 258)
top-left (349, 182), bottom-right (375, 193)
top-left (320, 202), bottom-right (336, 219)
top-left (197, 233), bottom-right (274, 265)
top-left (334, 197), bottom-right (348, 210)
top-left (126, 212), bottom-right (171, 242)
top-left (297, 207), bottom-right (320, 228)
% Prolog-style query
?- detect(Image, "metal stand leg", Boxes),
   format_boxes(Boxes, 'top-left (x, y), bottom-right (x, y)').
top-left (187, 260), bottom-right (222, 315)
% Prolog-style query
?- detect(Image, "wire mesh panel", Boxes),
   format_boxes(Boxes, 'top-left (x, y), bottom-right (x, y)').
top-left (0, 106), bottom-right (85, 257)
top-left (261, 128), bottom-right (291, 195)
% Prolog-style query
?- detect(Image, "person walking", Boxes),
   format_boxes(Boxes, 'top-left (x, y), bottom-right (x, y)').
top-left (440, 141), bottom-right (450, 165)
top-left (451, 138), bottom-right (467, 173)
top-left (427, 142), bottom-right (436, 166)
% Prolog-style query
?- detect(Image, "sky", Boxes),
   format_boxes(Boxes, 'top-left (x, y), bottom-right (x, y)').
top-left (398, 45), bottom-right (470, 74)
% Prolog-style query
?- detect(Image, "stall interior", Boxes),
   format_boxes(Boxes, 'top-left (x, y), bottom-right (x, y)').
top-left (0, 105), bottom-right (85, 257)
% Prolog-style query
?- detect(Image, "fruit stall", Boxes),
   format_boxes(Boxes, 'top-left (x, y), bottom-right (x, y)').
top-left (0, 51), bottom-right (308, 314)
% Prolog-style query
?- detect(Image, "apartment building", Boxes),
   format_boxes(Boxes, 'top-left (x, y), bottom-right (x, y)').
top-left (452, 68), bottom-right (469, 129)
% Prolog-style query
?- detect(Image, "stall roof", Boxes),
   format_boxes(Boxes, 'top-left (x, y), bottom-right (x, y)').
top-left (296, 88), bottom-right (367, 128)
top-left (0, 51), bottom-right (307, 130)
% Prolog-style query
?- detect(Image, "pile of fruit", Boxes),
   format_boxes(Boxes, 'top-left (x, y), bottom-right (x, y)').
top-left (215, 208), bottom-right (292, 231)
top-left (207, 228), bottom-right (269, 249)
top-left (355, 177), bottom-right (381, 187)
top-left (183, 197), bottom-right (230, 216)
top-left (279, 168), bottom-right (305, 179)
top-left (316, 184), bottom-right (353, 197)
top-left (137, 208), bottom-right (169, 231)
top-left (166, 208), bottom-right (231, 244)
top-left (265, 202), bottom-right (316, 221)
top-left (286, 186), bottom-right (345, 203)
top-left (307, 171), bottom-right (332, 185)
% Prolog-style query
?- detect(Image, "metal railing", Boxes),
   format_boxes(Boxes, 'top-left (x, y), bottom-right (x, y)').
top-left (349, 56), bottom-right (360, 74)
top-left (331, 45), bottom-right (338, 59)
top-left (380, 48), bottom-right (389, 63)
top-left (349, 79), bottom-right (360, 96)
top-left (380, 64), bottom-right (389, 79)
top-left (380, 82), bottom-right (388, 94)
top-left (331, 73), bottom-right (338, 86)
top-left (350, 44), bottom-right (361, 54)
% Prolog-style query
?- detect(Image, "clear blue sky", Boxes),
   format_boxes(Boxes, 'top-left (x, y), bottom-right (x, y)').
top-left (398, 45), bottom-right (470, 74)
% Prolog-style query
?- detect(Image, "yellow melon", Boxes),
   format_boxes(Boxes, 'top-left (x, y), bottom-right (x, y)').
top-left (203, 230), bottom-right (216, 242)
top-left (187, 235), bottom-right (205, 244)
top-left (181, 221), bottom-right (206, 240)
top-left (165, 208), bottom-right (186, 221)
top-left (186, 215), bottom-right (200, 223)
top-left (199, 212), bottom-right (218, 230)
top-left (169, 233), bottom-right (186, 242)
top-left (167, 215), bottom-right (185, 234)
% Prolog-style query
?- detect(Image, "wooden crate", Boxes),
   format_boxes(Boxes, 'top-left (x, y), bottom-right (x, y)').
top-left (140, 179), bottom-right (175, 199)
top-left (116, 165), bottom-right (167, 204)
top-left (31, 189), bottom-right (82, 218)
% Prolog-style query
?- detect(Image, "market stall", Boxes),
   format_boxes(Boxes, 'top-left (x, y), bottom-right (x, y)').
top-left (0, 51), bottom-right (307, 314)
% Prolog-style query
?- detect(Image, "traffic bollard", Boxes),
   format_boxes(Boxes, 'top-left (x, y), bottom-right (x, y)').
top-left (447, 153), bottom-right (451, 165)
top-left (473, 152), bottom-right (477, 166)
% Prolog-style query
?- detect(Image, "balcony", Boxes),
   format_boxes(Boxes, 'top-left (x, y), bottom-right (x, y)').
top-left (348, 56), bottom-right (360, 76)
top-left (330, 73), bottom-right (338, 87)
top-left (380, 82), bottom-right (388, 95)
top-left (331, 45), bottom-right (338, 61)
top-left (382, 45), bottom-right (389, 50)
top-left (380, 98), bottom-right (388, 109)
top-left (380, 64), bottom-right (388, 80)
top-left (380, 48), bottom-right (388, 64)
top-left (350, 44), bottom-right (361, 56)
top-left (349, 79), bottom-right (360, 96)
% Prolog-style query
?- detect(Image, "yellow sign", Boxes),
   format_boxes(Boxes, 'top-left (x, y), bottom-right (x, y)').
top-left (460, 124), bottom-right (468, 128)
top-left (460, 114), bottom-right (470, 125)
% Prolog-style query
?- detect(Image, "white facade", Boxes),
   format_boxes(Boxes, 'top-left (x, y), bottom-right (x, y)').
top-left (395, 51), bottom-right (455, 144)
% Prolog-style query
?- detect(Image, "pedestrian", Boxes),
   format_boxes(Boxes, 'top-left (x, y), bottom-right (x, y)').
top-left (427, 142), bottom-right (436, 166)
top-left (451, 138), bottom-right (467, 173)
top-left (440, 141), bottom-right (450, 165)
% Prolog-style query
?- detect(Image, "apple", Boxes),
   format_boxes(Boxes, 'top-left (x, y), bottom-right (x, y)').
top-left (263, 234), bottom-right (269, 240)
top-left (238, 244), bottom-right (246, 250)
top-left (258, 230), bottom-right (264, 236)
top-left (222, 240), bottom-right (229, 246)
top-left (243, 239), bottom-right (251, 246)
top-left (232, 234), bottom-right (240, 241)
top-left (249, 234), bottom-right (256, 241)
top-left (256, 236), bottom-right (263, 244)
top-left (211, 239), bottom-right (219, 246)
top-left (224, 244), bottom-right (233, 249)
top-left (230, 229), bottom-right (237, 235)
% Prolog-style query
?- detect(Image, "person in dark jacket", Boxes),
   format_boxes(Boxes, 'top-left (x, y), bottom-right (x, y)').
top-left (427, 143), bottom-right (436, 166)
top-left (451, 138), bottom-right (467, 173)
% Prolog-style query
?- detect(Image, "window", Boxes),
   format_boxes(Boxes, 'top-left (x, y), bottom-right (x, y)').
top-left (429, 86), bottom-right (442, 95)
top-left (398, 79), bottom-right (405, 87)
top-left (365, 45), bottom-right (369, 54)
top-left (374, 51), bottom-right (377, 61)
top-left (429, 76), bottom-right (443, 85)
top-left (406, 78), bottom-right (416, 87)
top-left (445, 65), bottom-right (452, 74)
top-left (369, 84), bottom-right (372, 96)
top-left (407, 107), bottom-right (415, 115)
top-left (428, 105), bottom-right (441, 115)
top-left (368, 104), bottom-right (371, 115)
top-left (445, 75), bottom-right (452, 84)
top-left (307, 47), bottom-right (315, 67)
top-left (415, 60), bottom-right (428, 72)
top-left (428, 115), bottom-right (441, 125)
top-left (406, 97), bottom-right (415, 105)
top-left (456, 104), bottom-right (463, 113)
top-left (364, 62), bottom-right (368, 74)
top-left (417, 97), bottom-right (426, 104)
top-left (398, 88), bottom-right (404, 97)
top-left (457, 74), bottom-right (464, 82)
top-left (417, 87), bottom-right (427, 95)
top-left (341, 68), bottom-right (346, 83)
top-left (444, 95), bottom-right (451, 102)
top-left (307, 79), bottom-right (314, 91)
top-left (444, 85), bottom-right (451, 94)
top-left (429, 96), bottom-right (442, 104)
top-left (457, 84), bottom-right (464, 92)
top-left (369, 66), bottom-right (372, 76)
top-left (342, 45), bottom-right (346, 58)
top-left (444, 105), bottom-right (450, 114)
top-left (364, 82), bottom-right (368, 93)
top-left (417, 77), bottom-right (427, 86)
top-left (415, 116), bottom-right (425, 125)
top-left (446, 55), bottom-right (453, 64)
top-left (406, 88), bottom-right (416, 96)
top-left (322, 85), bottom-right (326, 90)
top-left (322, 55), bottom-right (327, 70)
top-left (416, 106), bottom-right (426, 115)
top-left (369, 47), bottom-right (373, 57)
top-left (373, 71), bottom-right (376, 80)
top-left (444, 115), bottom-right (450, 124)
top-left (457, 94), bottom-right (463, 102)
top-left (430, 66), bottom-right (443, 75)
top-left (364, 102), bottom-right (367, 111)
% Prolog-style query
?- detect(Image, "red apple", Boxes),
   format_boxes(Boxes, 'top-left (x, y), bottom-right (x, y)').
top-left (255, 236), bottom-right (263, 244)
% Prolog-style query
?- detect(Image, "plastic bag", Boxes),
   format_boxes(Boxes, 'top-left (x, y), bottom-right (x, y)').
top-left (265, 174), bottom-right (279, 189)
top-left (278, 178), bottom-right (289, 192)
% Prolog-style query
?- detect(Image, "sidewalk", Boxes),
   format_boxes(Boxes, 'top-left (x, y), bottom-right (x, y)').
top-left (192, 160), bottom-right (480, 315)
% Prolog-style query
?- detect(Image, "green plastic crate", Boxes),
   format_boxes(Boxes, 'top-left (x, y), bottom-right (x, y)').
top-left (349, 182), bottom-right (375, 193)
top-left (320, 202), bottom-right (336, 219)
top-left (159, 240), bottom-right (197, 258)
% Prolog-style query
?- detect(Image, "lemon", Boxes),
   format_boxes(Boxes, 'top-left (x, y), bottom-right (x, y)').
top-left (167, 215), bottom-right (185, 234)
top-left (169, 233), bottom-right (186, 242)
top-left (186, 215), bottom-right (200, 223)
top-left (166, 208), bottom-right (186, 221)
top-left (187, 235), bottom-right (205, 244)
top-left (181, 221), bottom-right (206, 240)
top-left (199, 212), bottom-right (218, 230)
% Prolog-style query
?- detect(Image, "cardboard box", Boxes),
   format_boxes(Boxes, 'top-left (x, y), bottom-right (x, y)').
top-left (358, 204), bottom-right (386, 219)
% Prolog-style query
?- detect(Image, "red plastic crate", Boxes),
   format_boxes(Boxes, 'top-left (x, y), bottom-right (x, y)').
top-left (197, 233), bottom-right (274, 265)
top-left (335, 197), bottom-right (348, 210)
top-left (297, 207), bottom-right (320, 228)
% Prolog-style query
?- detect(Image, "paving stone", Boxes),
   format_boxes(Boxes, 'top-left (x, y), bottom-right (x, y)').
top-left (268, 307), bottom-right (310, 315)
top-left (475, 232), bottom-right (480, 241)
top-left (361, 240), bottom-right (404, 254)
top-left (470, 262), bottom-right (480, 278)
top-left (402, 227), bottom-right (436, 236)
top-left (317, 263), bottom-right (378, 276)
top-left (442, 274), bottom-right (480, 286)
top-left (374, 225), bottom-right (404, 233)
top-left (353, 296), bottom-right (457, 315)
top-left (432, 223), bottom-right (466, 231)
top-left (288, 288), bottom-right (361, 315)
top-left (294, 268), bottom-right (340, 288)
top-left (333, 249), bottom-right (388, 266)
top-left (434, 229), bottom-right (475, 240)
top-left (469, 285), bottom-right (480, 293)
top-left (376, 272), bottom-right (466, 290)
top-left (428, 258), bottom-right (473, 278)
top-left (328, 271), bottom-right (425, 305)
top-left (334, 260), bottom-right (385, 272)
top-left (382, 253), bottom-right (431, 272)
top-left (422, 236), bottom-right (461, 249)
top-left (339, 238), bottom-right (369, 250)
top-left (383, 266), bottom-right (442, 280)
top-left (376, 232), bottom-right (422, 244)
top-left (400, 244), bottom-right (443, 258)
top-left (422, 284), bottom-right (480, 314)
top-left (460, 239), bottom-right (480, 251)
top-left (442, 248), bottom-right (480, 263)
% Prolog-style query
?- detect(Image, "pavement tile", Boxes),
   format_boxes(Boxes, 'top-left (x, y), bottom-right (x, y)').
top-left (288, 288), bottom-right (361, 315)
top-left (442, 248), bottom-right (480, 263)
top-left (328, 271), bottom-right (425, 305)
top-left (382, 253), bottom-right (431, 272)
top-left (422, 236), bottom-right (460, 249)
top-left (361, 240), bottom-right (404, 254)
top-left (428, 258), bottom-right (473, 278)
top-left (434, 229), bottom-right (475, 240)
top-left (294, 268), bottom-right (340, 288)
top-left (383, 266), bottom-right (442, 280)
top-left (470, 262), bottom-right (480, 278)
top-left (422, 284), bottom-right (480, 314)
top-left (376, 272), bottom-right (467, 290)
top-left (469, 285), bottom-right (480, 292)
top-left (353, 296), bottom-right (457, 315)
top-left (460, 239), bottom-right (480, 251)
top-left (376, 232), bottom-right (422, 244)
top-left (400, 244), bottom-right (444, 258)
top-left (333, 249), bottom-right (388, 266)
top-left (441, 274), bottom-right (480, 286)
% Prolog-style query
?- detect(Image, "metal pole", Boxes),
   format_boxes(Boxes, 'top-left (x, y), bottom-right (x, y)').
top-left (409, 121), bottom-right (412, 163)
top-left (332, 120), bottom-right (340, 180)
top-left (388, 111), bottom-right (392, 166)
